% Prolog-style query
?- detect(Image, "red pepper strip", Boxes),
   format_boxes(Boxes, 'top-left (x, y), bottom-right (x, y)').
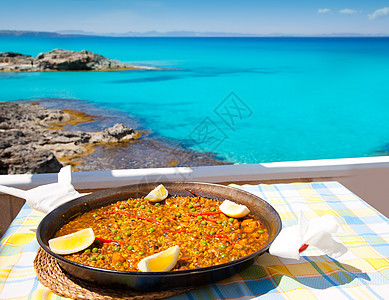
top-left (95, 237), bottom-right (124, 246)
top-left (107, 211), bottom-right (162, 225)
top-left (299, 244), bottom-right (309, 253)
top-left (201, 216), bottom-right (217, 223)
top-left (215, 233), bottom-right (235, 245)
top-left (185, 188), bottom-right (200, 198)
top-left (163, 229), bottom-right (189, 234)
top-left (133, 215), bottom-right (163, 225)
top-left (189, 212), bottom-right (222, 216)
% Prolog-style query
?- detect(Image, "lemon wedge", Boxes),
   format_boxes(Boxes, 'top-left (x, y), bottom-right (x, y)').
top-left (138, 245), bottom-right (180, 272)
top-left (219, 199), bottom-right (250, 218)
top-left (48, 228), bottom-right (95, 255)
top-left (145, 184), bottom-right (168, 202)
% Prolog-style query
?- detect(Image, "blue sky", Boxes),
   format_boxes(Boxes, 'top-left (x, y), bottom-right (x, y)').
top-left (1, 0), bottom-right (389, 35)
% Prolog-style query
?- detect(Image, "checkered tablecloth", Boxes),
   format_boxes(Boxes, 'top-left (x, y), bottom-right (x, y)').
top-left (1, 182), bottom-right (388, 299)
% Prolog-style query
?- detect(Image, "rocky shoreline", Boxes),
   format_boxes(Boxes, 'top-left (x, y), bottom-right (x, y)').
top-left (0, 101), bottom-right (228, 174)
top-left (0, 102), bottom-right (142, 174)
top-left (0, 49), bottom-right (162, 72)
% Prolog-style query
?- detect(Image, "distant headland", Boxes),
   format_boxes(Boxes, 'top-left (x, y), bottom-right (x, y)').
top-left (0, 49), bottom-right (163, 72)
top-left (1, 29), bottom-right (387, 38)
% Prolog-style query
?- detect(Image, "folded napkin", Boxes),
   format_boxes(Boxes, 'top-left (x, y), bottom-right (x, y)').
top-left (269, 211), bottom-right (348, 260)
top-left (0, 166), bottom-right (83, 214)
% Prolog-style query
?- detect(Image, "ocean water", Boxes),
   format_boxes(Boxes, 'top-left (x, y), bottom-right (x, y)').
top-left (1, 37), bottom-right (389, 164)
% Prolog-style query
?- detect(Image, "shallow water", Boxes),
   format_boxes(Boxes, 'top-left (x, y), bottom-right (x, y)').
top-left (1, 37), bottom-right (389, 163)
top-left (22, 98), bottom-right (228, 171)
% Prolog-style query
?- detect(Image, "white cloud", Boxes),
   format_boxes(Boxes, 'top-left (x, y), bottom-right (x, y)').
top-left (339, 9), bottom-right (358, 15)
top-left (369, 7), bottom-right (389, 20)
top-left (318, 8), bottom-right (331, 14)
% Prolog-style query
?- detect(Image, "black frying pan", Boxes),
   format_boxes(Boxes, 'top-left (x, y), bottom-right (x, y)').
top-left (37, 182), bottom-right (281, 291)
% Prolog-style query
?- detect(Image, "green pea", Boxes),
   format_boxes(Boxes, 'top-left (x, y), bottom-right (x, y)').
top-left (92, 247), bottom-right (98, 253)
top-left (220, 244), bottom-right (226, 250)
top-left (222, 221), bottom-right (228, 226)
top-left (201, 220), bottom-right (207, 225)
top-left (210, 230), bottom-right (216, 235)
top-left (90, 256), bottom-right (97, 261)
top-left (126, 226), bottom-right (131, 231)
top-left (149, 228), bottom-right (155, 233)
top-left (115, 261), bottom-right (122, 267)
top-left (156, 217), bottom-right (161, 220)
top-left (188, 204), bottom-right (194, 209)
top-left (155, 203), bottom-right (161, 207)
top-left (139, 251), bottom-right (145, 255)
top-left (197, 216), bottom-right (203, 220)
top-left (114, 246), bottom-right (121, 251)
top-left (228, 218), bottom-right (234, 223)
top-left (221, 253), bottom-right (226, 258)
top-left (176, 212), bottom-right (182, 218)
top-left (119, 204), bottom-right (125, 209)
top-left (194, 250), bottom-right (200, 254)
top-left (134, 204), bottom-right (139, 208)
top-left (115, 236), bottom-right (122, 240)
top-left (126, 232), bottom-right (131, 237)
top-left (201, 241), bottom-right (207, 245)
top-left (190, 208), bottom-right (196, 212)
top-left (140, 205), bottom-right (145, 209)
top-left (98, 255), bottom-right (105, 260)
top-left (93, 214), bottom-right (97, 218)
top-left (84, 249), bottom-right (91, 253)
top-left (147, 208), bottom-right (151, 213)
top-left (216, 220), bottom-right (222, 224)
top-left (258, 230), bottom-right (264, 234)
top-left (112, 229), bottom-right (118, 233)
top-left (127, 245), bottom-right (134, 251)
top-left (210, 207), bottom-right (216, 212)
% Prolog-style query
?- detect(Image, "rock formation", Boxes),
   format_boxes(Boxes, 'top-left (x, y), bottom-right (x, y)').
top-left (0, 102), bottom-right (140, 174)
top-left (0, 49), bottom-right (160, 71)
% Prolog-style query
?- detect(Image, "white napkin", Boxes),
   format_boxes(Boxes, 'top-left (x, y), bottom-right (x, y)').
top-left (0, 166), bottom-right (83, 214)
top-left (269, 211), bottom-right (348, 260)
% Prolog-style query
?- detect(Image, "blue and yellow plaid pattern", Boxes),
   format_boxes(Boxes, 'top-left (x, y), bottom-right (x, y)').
top-left (1, 182), bottom-right (388, 299)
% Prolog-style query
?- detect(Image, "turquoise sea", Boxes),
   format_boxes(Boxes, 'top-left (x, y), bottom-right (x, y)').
top-left (1, 37), bottom-right (389, 164)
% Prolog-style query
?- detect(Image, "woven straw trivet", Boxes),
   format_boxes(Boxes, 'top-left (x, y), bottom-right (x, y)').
top-left (34, 248), bottom-right (191, 300)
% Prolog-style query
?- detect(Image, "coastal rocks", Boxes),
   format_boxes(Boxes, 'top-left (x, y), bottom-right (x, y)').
top-left (0, 102), bottom-right (139, 174)
top-left (2, 147), bottom-right (63, 175)
top-left (0, 52), bottom-right (37, 72)
top-left (0, 102), bottom-right (72, 129)
top-left (0, 52), bottom-right (33, 66)
top-left (90, 124), bottom-right (137, 143)
top-left (36, 49), bottom-right (127, 71)
top-left (0, 49), bottom-right (160, 71)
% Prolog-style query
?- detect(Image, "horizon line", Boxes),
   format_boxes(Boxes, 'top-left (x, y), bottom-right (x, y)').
top-left (1, 29), bottom-right (389, 38)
